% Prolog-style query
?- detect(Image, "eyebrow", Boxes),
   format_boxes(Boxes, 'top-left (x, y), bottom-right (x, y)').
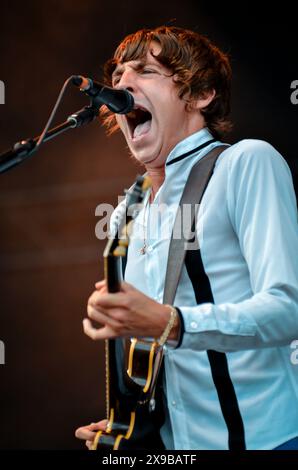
top-left (112, 60), bottom-right (143, 79)
top-left (112, 58), bottom-right (161, 82)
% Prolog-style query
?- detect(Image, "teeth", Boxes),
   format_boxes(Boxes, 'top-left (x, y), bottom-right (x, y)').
top-left (127, 110), bottom-right (138, 119)
top-left (134, 105), bottom-right (147, 111)
top-left (127, 106), bottom-right (148, 119)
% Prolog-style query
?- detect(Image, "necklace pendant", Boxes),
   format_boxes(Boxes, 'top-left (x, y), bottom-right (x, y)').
top-left (140, 245), bottom-right (146, 255)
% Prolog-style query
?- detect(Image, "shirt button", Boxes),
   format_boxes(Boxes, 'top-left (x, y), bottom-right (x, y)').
top-left (172, 401), bottom-right (176, 407)
top-left (190, 321), bottom-right (198, 329)
top-left (147, 245), bottom-right (153, 253)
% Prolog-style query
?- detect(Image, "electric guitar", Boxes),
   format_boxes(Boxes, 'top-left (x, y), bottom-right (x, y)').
top-left (92, 175), bottom-right (165, 450)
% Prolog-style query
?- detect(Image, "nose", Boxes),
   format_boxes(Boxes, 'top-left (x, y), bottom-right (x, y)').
top-left (115, 68), bottom-right (137, 93)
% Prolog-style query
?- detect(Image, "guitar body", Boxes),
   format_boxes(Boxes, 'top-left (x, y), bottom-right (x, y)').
top-left (94, 341), bottom-right (165, 450)
top-left (94, 409), bottom-right (164, 450)
top-left (92, 176), bottom-right (165, 450)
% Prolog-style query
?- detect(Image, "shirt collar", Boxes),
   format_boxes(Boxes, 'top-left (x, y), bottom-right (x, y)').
top-left (165, 127), bottom-right (215, 166)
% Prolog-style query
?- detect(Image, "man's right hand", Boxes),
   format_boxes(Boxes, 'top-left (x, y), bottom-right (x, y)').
top-left (75, 419), bottom-right (108, 450)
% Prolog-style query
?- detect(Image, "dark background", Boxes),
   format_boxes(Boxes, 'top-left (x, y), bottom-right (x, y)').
top-left (0, 0), bottom-right (297, 449)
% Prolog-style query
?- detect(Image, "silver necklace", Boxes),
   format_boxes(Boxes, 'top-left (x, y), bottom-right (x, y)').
top-left (139, 190), bottom-right (151, 255)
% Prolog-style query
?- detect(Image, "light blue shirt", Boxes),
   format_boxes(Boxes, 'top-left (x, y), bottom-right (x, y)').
top-left (112, 128), bottom-right (298, 449)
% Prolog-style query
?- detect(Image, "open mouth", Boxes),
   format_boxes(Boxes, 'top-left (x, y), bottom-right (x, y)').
top-left (126, 106), bottom-right (152, 140)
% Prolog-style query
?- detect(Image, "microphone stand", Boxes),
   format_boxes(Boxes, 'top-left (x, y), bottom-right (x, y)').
top-left (0, 105), bottom-right (98, 174)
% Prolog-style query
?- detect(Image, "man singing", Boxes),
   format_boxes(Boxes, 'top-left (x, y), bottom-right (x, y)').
top-left (75, 26), bottom-right (298, 450)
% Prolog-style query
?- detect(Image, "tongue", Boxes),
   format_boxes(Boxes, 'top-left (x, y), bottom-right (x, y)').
top-left (133, 120), bottom-right (151, 139)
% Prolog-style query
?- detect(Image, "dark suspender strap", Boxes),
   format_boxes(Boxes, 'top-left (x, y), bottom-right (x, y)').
top-left (185, 248), bottom-right (246, 450)
top-left (163, 143), bottom-right (246, 450)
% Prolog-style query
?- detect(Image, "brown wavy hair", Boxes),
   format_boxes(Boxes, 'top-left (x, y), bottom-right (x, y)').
top-left (101, 26), bottom-right (232, 139)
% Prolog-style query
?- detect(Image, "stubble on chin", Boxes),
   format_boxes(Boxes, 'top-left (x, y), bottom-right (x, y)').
top-left (125, 147), bottom-right (146, 169)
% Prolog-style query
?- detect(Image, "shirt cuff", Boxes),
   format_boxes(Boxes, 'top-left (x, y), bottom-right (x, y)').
top-left (176, 303), bottom-right (257, 351)
top-left (166, 306), bottom-right (185, 349)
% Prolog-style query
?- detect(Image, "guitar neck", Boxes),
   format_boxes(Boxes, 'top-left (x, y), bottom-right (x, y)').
top-left (102, 175), bottom-right (152, 425)
top-left (103, 241), bottom-right (122, 420)
top-left (105, 256), bottom-right (122, 293)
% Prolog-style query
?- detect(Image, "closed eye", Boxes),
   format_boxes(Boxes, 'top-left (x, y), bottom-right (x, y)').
top-left (141, 68), bottom-right (158, 75)
top-left (112, 69), bottom-right (156, 86)
top-left (112, 76), bottom-right (121, 87)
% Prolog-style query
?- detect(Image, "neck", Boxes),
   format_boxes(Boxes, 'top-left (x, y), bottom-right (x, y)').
top-left (146, 167), bottom-right (165, 202)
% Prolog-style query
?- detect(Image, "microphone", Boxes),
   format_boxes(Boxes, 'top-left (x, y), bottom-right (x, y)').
top-left (71, 75), bottom-right (134, 114)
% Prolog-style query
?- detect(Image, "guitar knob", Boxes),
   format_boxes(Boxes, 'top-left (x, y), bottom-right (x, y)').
top-left (149, 398), bottom-right (156, 412)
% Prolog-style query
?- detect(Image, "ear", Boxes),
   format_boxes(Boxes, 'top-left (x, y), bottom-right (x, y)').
top-left (191, 89), bottom-right (216, 111)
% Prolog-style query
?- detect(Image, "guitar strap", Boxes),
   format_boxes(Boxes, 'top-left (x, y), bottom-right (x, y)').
top-left (163, 144), bottom-right (228, 306)
top-left (162, 144), bottom-right (246, 450)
